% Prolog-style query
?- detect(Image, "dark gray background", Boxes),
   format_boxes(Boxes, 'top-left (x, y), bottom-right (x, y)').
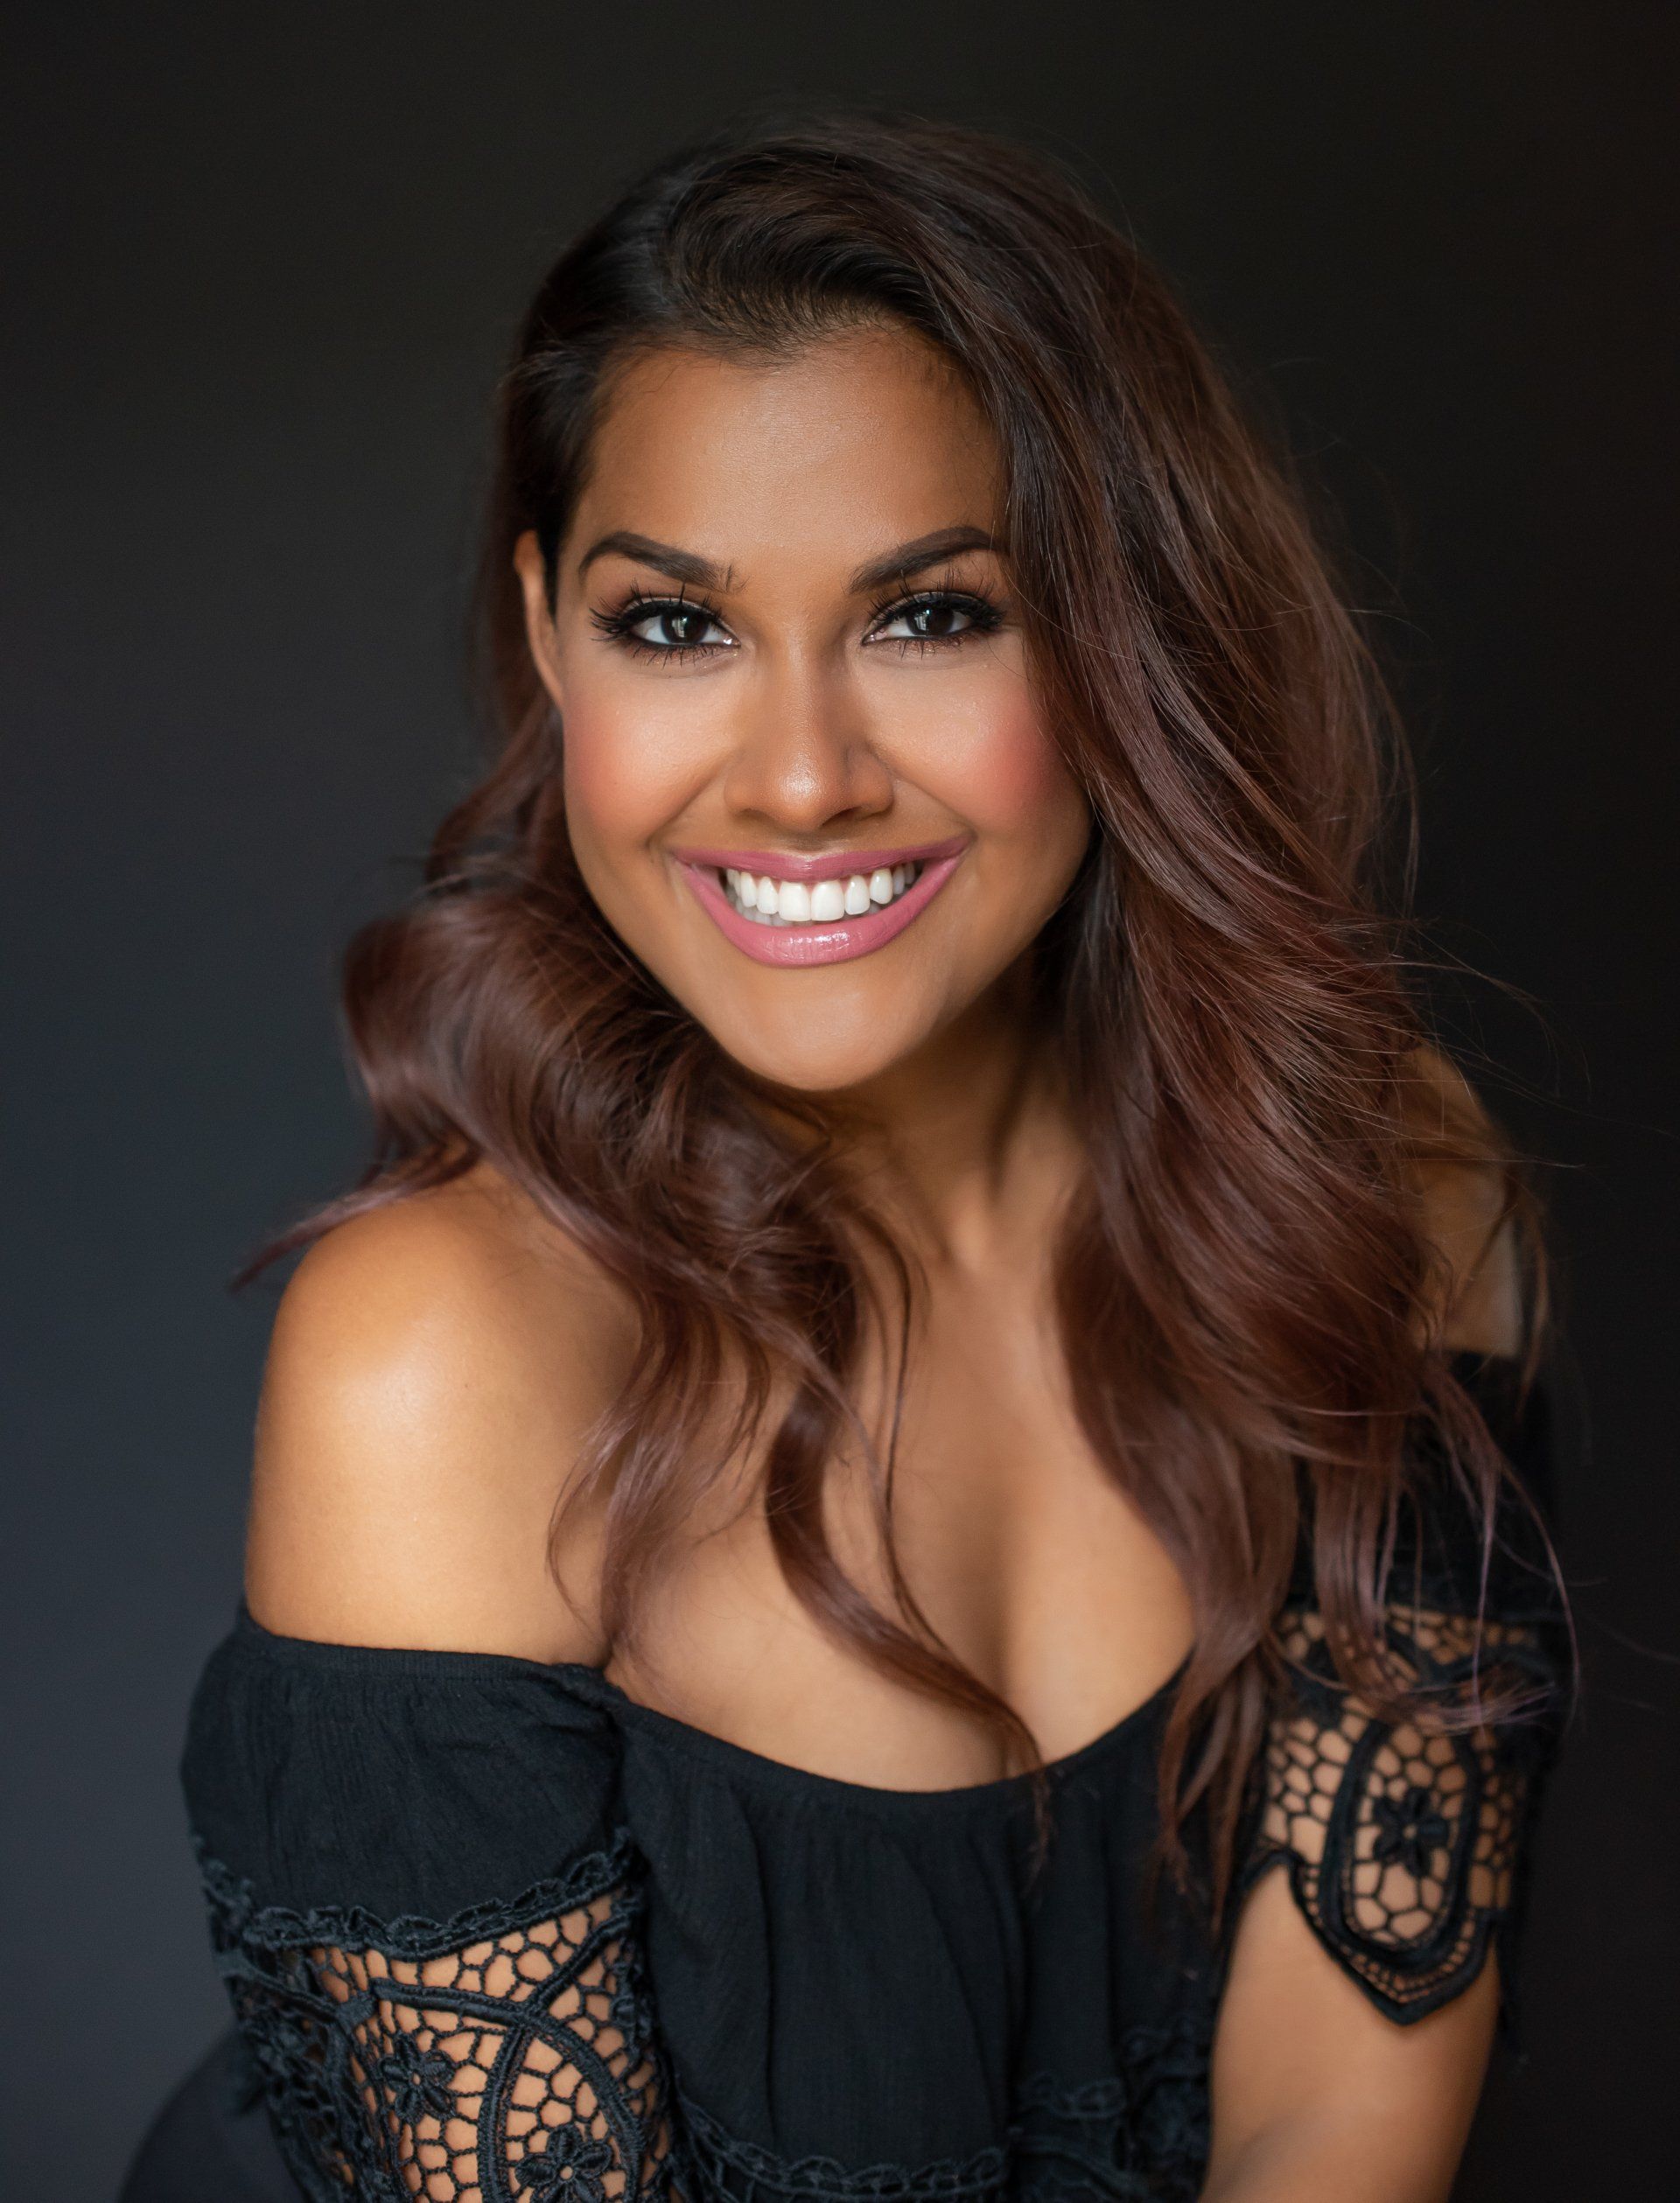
top-left (6, 6), bottom-right (1675, 2197)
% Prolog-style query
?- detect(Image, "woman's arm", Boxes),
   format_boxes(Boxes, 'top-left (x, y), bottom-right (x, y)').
top-left (1202, 1083), bottom-right (1554, 2201)
top-left (189, 1176), bottom-right (690, 2203)
top-left (1200, 1870), bottom-right (1499, 2202)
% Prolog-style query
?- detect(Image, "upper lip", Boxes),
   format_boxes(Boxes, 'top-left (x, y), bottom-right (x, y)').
top-left (668, 833), bottom-right (969, 882)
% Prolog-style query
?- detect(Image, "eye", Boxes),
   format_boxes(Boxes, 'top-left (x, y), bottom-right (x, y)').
top-left (625, 601), bottom-right (730, 650)
top-left (866, 590), bottom-right (1002, 648)
top-left (591, 592), bottom-right (734, 660)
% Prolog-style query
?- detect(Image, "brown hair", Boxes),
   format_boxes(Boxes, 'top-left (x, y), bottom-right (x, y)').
top-left (262, 113), bottom-right (1564, 1921)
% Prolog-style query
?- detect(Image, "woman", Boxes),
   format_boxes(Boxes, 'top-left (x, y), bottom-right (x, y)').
top-left (124, 113), bottom-right (1572, 2203)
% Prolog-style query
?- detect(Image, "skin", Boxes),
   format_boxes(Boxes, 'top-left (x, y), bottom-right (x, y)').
top-left (515, 326), bottom-right (1093, 1138)
top-left (249, 324), bottom-right (1520, 2203)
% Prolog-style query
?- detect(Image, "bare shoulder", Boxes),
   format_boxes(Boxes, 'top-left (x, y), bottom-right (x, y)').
top-left (245, 1164), bottom-right (636, 1661)
top-left (1400, 1044), bottom-right (1525, 1358)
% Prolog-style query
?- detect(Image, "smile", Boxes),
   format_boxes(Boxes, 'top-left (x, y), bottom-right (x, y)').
top-left (669, 836), bottom-right (969, 968)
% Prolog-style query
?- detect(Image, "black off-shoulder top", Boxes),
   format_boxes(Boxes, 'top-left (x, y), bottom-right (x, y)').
top-left (122, 1353), bottom-right (1572, 2203)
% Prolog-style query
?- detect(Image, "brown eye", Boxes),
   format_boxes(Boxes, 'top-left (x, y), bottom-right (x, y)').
top-left (590, 591), bottom-right (737, 658)
top-left (626, 604), bottom-right (727, 650)
top-left (908, 602), bottom-right (962, 638)
top-left (869, 591), bottom-right (1001, 646)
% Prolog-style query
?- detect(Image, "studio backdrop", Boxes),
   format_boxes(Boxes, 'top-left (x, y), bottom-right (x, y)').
top-left (5, 7), bottom-right (1675, 2199)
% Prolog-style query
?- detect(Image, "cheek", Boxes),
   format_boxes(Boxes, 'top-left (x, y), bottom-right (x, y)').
top-left (556, 679), bottom-right (707, 850)
top-left (931, 684), bottom-right (1086, 850)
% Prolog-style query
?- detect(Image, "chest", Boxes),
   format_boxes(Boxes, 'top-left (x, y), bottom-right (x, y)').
top-left (609, 1267), bottom-right (1196, 1787)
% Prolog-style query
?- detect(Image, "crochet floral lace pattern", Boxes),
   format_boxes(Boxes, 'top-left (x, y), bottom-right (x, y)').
top-left (1242, 1600), bottom-right (1559, 2020)
top-left (197, 1831), bottom-right (683, 2203)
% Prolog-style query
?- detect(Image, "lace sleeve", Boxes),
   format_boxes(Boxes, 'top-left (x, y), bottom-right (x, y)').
top-left (181, 1611), bottom-right (690, 2203)
top-left (1237, 1598), bottom-right (1563, 2023)
top-left (198, 1830), bottom-right (682, 2203)
top-left (1236, 1357), bottom-right (1572, 2026)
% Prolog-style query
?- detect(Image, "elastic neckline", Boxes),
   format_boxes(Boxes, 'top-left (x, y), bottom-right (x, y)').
top-left (581, 1647), bottom-right (1192, 1811)
top-left (230, 1597), bottom-right (1185, 1811)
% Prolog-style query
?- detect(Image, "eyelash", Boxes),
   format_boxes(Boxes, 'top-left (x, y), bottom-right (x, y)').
top-left (864, 583), bottom-right (1006, 654)
top-left (589, 587), bottom-right (724, 664)
top-left (588, 581), bottom-right (1005, 664)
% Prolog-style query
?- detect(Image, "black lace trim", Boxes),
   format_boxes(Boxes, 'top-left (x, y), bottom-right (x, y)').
top-left (1240, 1600), bottom-right (1563, 2024)
top-left (195, 1829), bottom-right (684, 2203)
top-left (196, 1831), bottom-right (640, 1957)
top-left (679, 2096), bottom-right (1007, 2203)
top-left (1015, 2014), bottom-right (1211, 2202)
top-left (677, 2013), bottom-right (1211, 2203)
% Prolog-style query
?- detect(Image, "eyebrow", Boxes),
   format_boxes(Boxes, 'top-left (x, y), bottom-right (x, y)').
top-left (574, 523), bottom-right (998, 598)
top-left (576, 531), bottom-right (732, 591)
top-left (848, 526), bottom-right (998, 596)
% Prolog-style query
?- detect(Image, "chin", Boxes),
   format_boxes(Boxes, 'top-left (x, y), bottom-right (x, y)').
top-left (722, 1045), bottom-right (911, 1099)
top-left (700, 1011), bottom-right (929, 1100)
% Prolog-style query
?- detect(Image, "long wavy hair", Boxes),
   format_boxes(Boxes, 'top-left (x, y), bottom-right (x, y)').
top-left (261, 113), bottom-right (1564, 1921)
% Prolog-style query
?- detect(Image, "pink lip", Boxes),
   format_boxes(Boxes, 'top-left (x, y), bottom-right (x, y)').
top-left (675, 843), bottom-right (969, 968)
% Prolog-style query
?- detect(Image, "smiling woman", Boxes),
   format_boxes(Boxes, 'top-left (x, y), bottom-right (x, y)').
top-left (123, 112), bottom-right (1572, 2203)
top-left (511, 328), bottom-right (1088, 1042)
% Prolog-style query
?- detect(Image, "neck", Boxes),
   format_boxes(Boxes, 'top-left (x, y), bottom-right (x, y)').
top-left (772, 962), bottom-right (1083, 1276)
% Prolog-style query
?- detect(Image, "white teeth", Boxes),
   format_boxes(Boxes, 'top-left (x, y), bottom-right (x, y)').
top-left (718, 860), bottom-right (924, 926)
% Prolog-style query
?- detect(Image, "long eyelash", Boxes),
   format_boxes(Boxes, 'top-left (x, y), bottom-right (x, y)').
top-left (863, 574), bottom-right (1006, 649)
top-left (589, 584), bottom-right (728, 661)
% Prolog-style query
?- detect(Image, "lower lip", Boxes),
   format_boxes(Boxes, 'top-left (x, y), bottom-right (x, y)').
top-left (679, 854), bottom-right (965, 967)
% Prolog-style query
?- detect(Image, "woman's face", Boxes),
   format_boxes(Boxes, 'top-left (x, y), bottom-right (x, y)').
top-left (516, 324), bottom-right (1092, 1095)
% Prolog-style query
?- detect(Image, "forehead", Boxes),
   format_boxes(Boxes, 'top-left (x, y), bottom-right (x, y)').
top-left (567, 326), bottom-right (1002, 576)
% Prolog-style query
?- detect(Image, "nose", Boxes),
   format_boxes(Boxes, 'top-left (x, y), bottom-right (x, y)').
top-left (720, 652), bottom-right (893, 836)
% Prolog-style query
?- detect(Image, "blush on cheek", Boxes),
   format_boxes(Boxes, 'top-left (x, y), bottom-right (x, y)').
top-left (957, 696), bottom-right (1082, 836)
top-left (557, 712), bottom-right (622, 823)
top-left (558, 702), bottom-right (691, 855)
